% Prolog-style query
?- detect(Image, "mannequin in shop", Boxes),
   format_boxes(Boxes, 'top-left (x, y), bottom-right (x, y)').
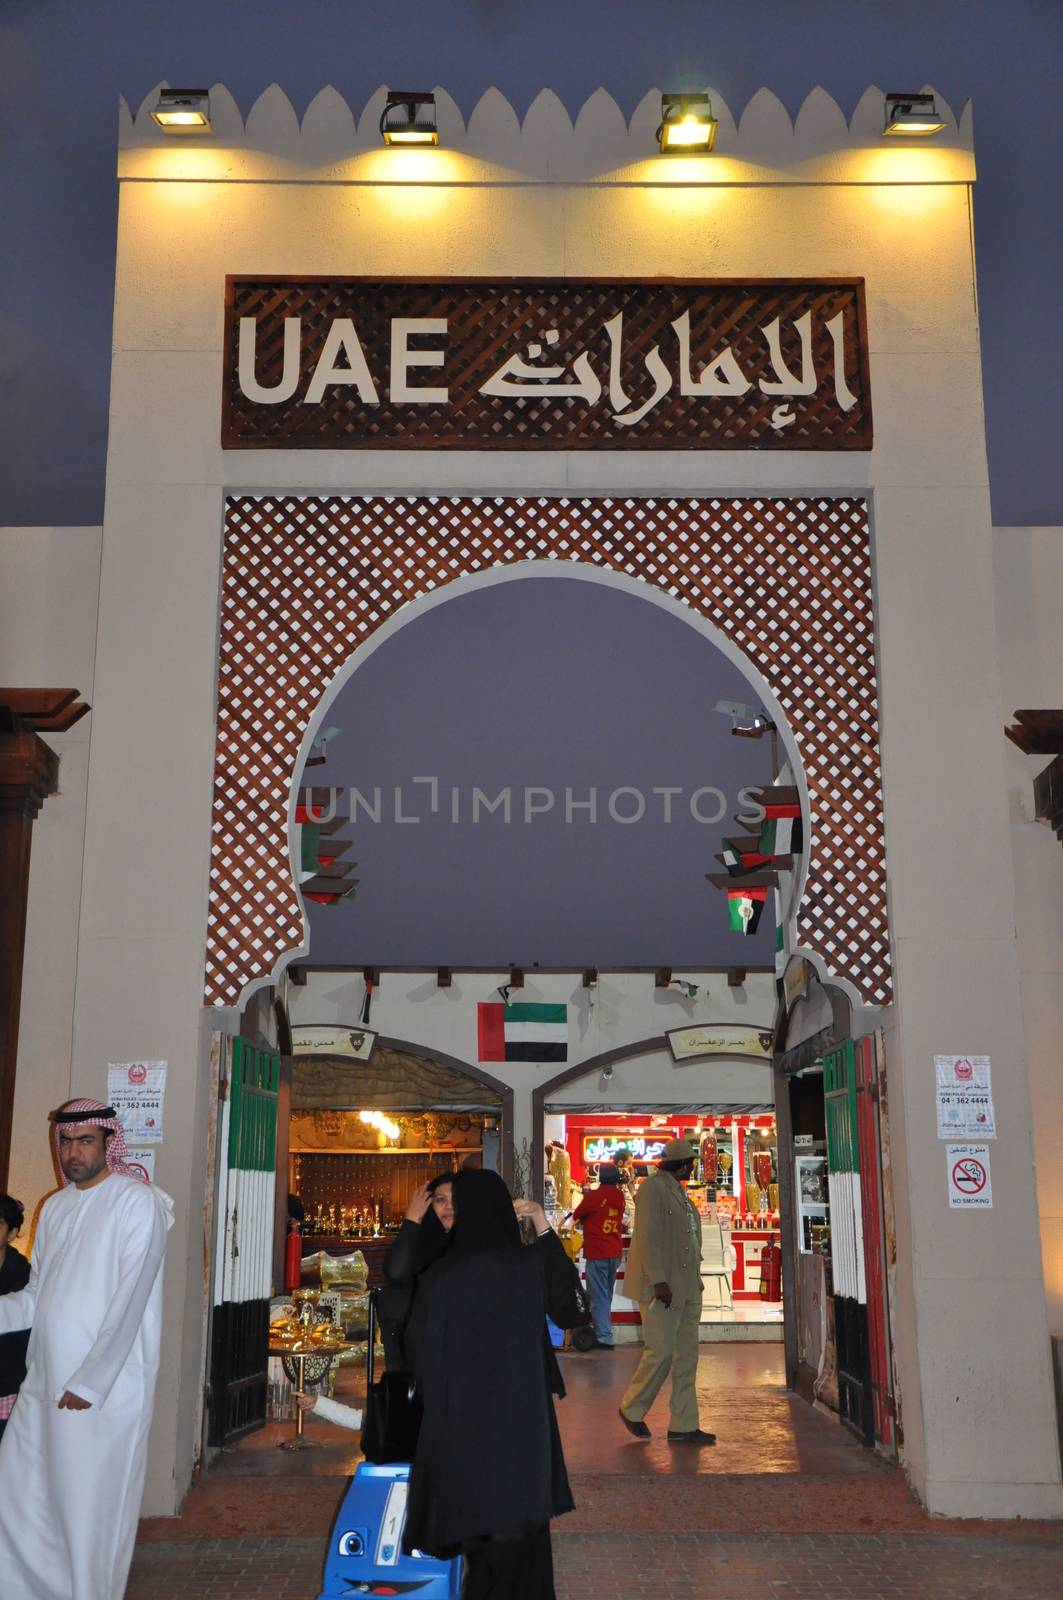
top-left (546, 1142), bottom-right (573, 1210)
top-left (402, 1169), bottom-right (585, 1600)
top-left (618, 1138), bottom-right (716, 1445)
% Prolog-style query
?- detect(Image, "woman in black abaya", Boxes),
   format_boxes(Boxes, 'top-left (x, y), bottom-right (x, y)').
top-left (402, 1168), bottom-right (585, 1600)
top-left (378, 1172), bottom-right (454, 1369)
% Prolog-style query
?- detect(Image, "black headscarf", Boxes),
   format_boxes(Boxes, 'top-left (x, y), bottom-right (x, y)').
top-left (449, 1168), bottom-right (521, 1254)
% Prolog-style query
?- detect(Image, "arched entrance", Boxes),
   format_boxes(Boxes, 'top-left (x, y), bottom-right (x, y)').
top-left (204, 495), bottom-right (894, 1489)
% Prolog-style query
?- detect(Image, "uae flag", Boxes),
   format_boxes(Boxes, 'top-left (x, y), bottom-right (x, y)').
top-left (478, 1003), bottom-right (568, 1063)
top-left (728, 885), bottom-right (767, 935)
top-left (758, 811), bottom-right (803, 856)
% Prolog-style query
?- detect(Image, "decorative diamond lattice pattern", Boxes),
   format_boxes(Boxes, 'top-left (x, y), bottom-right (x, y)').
top-left (208, 495), bottom-right (889, 1007)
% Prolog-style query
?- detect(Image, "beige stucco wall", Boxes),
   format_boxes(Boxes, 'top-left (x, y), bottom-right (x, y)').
top-left (992, 526), bottom-right (1063, 1337)
top-left (290, 966), bottom-right (779, 1166)
top-left (22, 86), bottom-right (1055, 1518)
top-left (0, 526), bottom-right (102, 1215)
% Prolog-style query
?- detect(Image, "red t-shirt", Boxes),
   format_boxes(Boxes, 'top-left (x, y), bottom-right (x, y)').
top-left (574, 1186), bottom-right (625, 1259)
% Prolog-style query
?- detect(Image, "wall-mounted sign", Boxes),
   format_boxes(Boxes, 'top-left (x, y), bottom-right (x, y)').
top-left (125, 1146), bottom-right (157, 1183)
top-left (582, 1132), bottom-right (676, 1165)
top-left (667, 1024), bottom-right (774, 1063)
top-left (946, 1144), bottom-right (993, 1209)
top-left (223, 278), bottom-right (871, 451)
top-left (934, 1055), bottom-right (996, 1139)
top-left (291, 1025), bottom-right (377, 1061)
top-left (107, 1060), bottom-right (167, 1143)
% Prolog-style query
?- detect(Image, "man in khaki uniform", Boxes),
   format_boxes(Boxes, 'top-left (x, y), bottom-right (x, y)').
top-left (618, 1138), bottom-right (715, 1443)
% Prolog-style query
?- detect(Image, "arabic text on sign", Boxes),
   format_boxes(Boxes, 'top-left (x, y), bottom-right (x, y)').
top-left (237, 308), bottom-right (858, 429)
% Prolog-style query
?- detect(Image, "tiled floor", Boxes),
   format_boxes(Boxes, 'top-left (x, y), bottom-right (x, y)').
top-left (131, 1345), bottom-right (1063, 1597)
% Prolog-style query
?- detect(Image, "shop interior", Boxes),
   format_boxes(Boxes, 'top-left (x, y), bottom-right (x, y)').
top-left (283, 1044), bottom-right (503, 1300)
top-left (543, 1109), bottom-right (788, 1338)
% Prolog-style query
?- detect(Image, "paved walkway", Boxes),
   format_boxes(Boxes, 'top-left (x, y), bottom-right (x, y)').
top-left (131, 1346), bottom-right (1063, 1596)
top-left (128, 1532), bottom-right (1063, 1599)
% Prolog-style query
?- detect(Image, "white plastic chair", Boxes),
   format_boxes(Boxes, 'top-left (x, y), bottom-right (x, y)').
top-left (700, 1219), bottom-right (736, 1308)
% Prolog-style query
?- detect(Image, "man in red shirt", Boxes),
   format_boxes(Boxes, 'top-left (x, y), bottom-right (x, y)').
top-left (574, 1163), bottom-right (625, 1348)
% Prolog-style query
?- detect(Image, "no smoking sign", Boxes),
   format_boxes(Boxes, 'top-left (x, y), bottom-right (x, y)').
top-left (946, 1144), bottom-right (993, 1209)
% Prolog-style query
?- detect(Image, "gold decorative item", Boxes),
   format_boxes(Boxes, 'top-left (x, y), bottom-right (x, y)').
top-left (269, 1288), bottom-right (357, 1451)
top-left (769, 1182), bottom-right (780, 1212)
top-left (745, 1180), bottom-right (761, 1215)
top-left (718, 1151), bottom-right (733, 1179)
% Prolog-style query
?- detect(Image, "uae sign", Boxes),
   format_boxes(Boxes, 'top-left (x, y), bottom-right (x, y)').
top-left (222, 278), bottom-right (872, 450)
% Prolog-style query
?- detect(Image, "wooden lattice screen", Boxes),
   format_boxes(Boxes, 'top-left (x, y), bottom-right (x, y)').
top-left (208, 495), bottom-right (889, 1007)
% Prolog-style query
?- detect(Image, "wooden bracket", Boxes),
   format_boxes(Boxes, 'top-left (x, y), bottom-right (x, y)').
top-left (508, 966), bottom-right (524, 989)
top-left (288, 966), bottom-right (306, 986)
top-left (728, 968), bottom-right (747, 988)
top-left (655, 967), bottom-right (672, 989)
top-left (582, 968), bottom-right (598, 988)
top-left (436, 967), bottom-right (452, 988)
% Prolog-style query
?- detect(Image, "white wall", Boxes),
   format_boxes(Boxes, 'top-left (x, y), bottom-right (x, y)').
top-left (992, 525), bottom-right (1063, 1337)
top-left (54, 86), bottom-right (1061, 1516)
top-left (290, 967), bottom-right (778, 1165)
top-left (0, 526), bottom-right (102, 1215)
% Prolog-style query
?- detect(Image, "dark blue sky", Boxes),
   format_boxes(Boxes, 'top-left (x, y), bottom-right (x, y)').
top-left (2, 0), bottom-right (1060, 524)
top-left (300, 576), bottom-right (777, 968)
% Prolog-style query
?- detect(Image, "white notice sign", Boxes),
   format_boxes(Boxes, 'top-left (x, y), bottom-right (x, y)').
top-left (934, 1056), bottom-right (996, 1139)
top-left (946, 1144), bottom-right (993, 1209)
top-left (124, 1147), bottom-right (157, 1183)
top-left (107, 1061), bottom-right (167, 1143)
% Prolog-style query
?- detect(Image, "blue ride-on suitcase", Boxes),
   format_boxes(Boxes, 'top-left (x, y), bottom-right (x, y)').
top-left (316, 1460), bottom-right (462, 1597)
top-left (316, 1291), bottom-right (461, 1598)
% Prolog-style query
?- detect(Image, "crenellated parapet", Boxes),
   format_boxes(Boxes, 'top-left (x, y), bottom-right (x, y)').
top-left (118, 82), bottom-right (974, 184)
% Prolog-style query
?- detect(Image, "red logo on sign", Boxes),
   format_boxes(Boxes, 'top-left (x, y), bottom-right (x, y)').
top-left (951, 1156), bottom-right (986, 1194)
top-left (954, 1059), bottom-right (974, 1082)
top-left (128, 1063), bottom-right (148, 1085)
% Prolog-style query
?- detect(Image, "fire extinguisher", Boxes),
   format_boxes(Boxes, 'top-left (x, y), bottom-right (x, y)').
top-left (759, 1235), bottom-right (782, 1301)
top-left (284, 1216), bottom-right (303, 1292)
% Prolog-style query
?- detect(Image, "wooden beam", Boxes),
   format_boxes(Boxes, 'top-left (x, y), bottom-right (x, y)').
top-left (728, 968), bottom-right (747, 988)
top-left (508, 966), bottom-right (524, 989)
top-left (655, 967), bottom-right (672, 989)
top-left (437, 967), bottom-right (452, 988)
top-left (0, 727), bottom-right (62, 1188)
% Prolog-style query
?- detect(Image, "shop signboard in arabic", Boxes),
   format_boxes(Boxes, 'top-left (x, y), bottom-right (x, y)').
top-left (667, 1024), bottom-right (775, 1063)
top-left (223, 278), bottom-right (871, 450)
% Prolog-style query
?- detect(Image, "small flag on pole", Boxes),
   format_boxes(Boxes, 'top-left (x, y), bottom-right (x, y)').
top-left (720, 837), bottom-right (772, 875)
top-left (758, 812), bottom-right (803, 856)
top-left (728, 886), bottom-right (767, 935)
top-left (478, 1002), bottom-right (568, 1062)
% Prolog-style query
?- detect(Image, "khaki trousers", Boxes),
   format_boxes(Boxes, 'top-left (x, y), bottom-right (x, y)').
top-left (620, 1291), bottom-right (703, 1432)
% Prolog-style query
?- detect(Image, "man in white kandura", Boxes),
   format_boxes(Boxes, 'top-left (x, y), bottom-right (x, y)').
top-left (0, 1097), bottom-right (173, 1600)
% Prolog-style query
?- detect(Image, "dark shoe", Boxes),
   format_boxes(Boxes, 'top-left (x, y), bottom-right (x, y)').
top-left (667, 1428), bottom-right (717, 1444)
top-left (618, 1407), bottom-right (651, 1439)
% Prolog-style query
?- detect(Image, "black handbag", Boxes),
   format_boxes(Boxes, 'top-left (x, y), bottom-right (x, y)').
top-left (359, 1287), bottom-right (423, 1464)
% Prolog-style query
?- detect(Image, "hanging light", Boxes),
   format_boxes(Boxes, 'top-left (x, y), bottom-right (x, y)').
top-left (380, 90), bottom-right (439, 146)
top-left (883, 93), bottom-right (945, 137)
top-left (657, 92), bottom-right (718, 154)
top-left (150, 88), bottom-right (212, 133)
top-left (359, 1109), bottom-right (400, 1140)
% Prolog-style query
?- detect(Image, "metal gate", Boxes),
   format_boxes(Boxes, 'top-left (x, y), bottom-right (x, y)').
top-left (823, 1035), bottom-right (894, 1450)
top-left (207, 1037), bottom-right (280, 1446)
